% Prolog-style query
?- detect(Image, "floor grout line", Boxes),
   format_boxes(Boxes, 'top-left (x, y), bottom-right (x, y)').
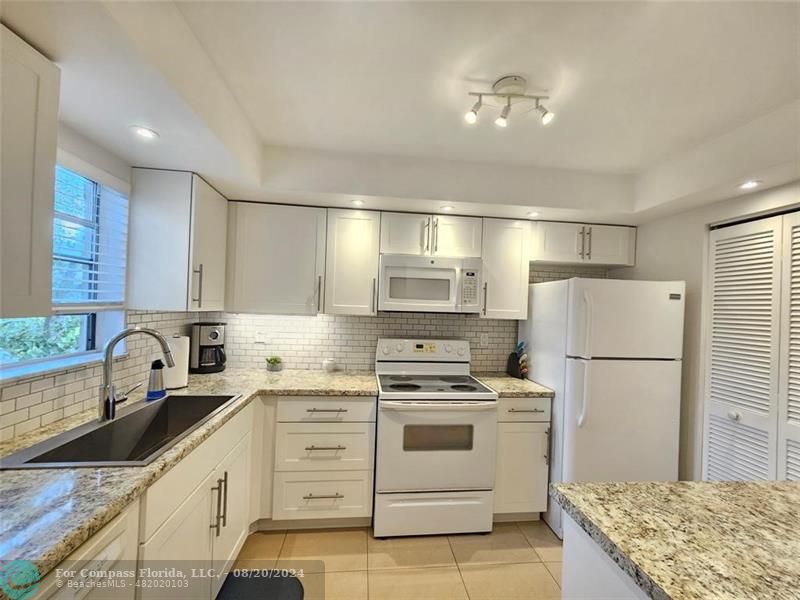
top-left (447, 535), bottom-right (472, 600)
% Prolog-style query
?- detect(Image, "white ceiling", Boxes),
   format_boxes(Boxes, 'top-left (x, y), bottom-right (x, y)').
top-left (176, 1), bottom-right (800, 174)
top-left (1, 1), bottom-right (798, 222)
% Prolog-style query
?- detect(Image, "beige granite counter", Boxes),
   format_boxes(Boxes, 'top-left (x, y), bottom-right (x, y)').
top-left (552, 481), bottom-right (800, 600)
top-left (0, 369), bottom-right (376, 580)
top-left (475, 374), bottom-right (554, 397)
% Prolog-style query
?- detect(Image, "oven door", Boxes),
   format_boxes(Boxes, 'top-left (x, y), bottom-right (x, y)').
top-left (378, 255), bottom-right (459, 312)
top-left (376, 400), bottom-right (498, 492)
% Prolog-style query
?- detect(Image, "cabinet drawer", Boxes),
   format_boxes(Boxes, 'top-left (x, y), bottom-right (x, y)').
top-left (275, 422), bottom-right (374, 472)
top-left (277, 396), bottom-right (376, 423)
top-left (498, 397), bottom-right (551, 422)
top-left (272, 470), bottom-right (373, 520)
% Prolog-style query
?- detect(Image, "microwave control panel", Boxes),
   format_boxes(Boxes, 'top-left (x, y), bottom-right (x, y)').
top-left (462, 271), bottom-right (479, 306)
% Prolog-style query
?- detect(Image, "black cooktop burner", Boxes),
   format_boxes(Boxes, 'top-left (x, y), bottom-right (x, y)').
top-left (440, 376), bottom-right (470, 383)
top-left (389, 383), bottom-right (422, 391)
top-left (451, 384), bottom-right (478, 392)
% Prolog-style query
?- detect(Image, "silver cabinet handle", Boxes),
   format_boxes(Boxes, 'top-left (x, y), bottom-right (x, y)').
top-left (482, 282), bottom-right (488, 316)
top-left (210, 478), bottom-right (223, 536)
top-left (579, 227), bottom-right (586, 259)
top-left (508, 408), bottom-right (545, 413)
top-left (192, 263), bottom-right (204, 307)
top-left (306, 408), bottom-right (348, 413)
top-left (221, 470), bottom-right (228, 527)
top-left (303, 493), bottom-right (344, 500)
top-left (544, 427), bottom-right (551, 463)
top-left (316, 275), bottom-right (323, 312)
top-left (424, 217), bottom-right (431, 252)
top-left (433, 217), bottom-right (439, 253)
top-left (586, 226), bottom-right (592, 260)
top-left (371, 278), bottom-right (377, 314)
top-left (305, 445), bottom-right (347, 451)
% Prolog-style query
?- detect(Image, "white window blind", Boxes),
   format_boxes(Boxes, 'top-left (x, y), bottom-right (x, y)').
top-left (52, 165), bottom-right (128, 311)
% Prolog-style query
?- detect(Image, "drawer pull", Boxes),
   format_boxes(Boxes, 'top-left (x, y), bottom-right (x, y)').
top-left (306, 408), bottom-right (348, 413)
top-left (303, 493), bottom-right (344, 500)
top-left (508, 408), bottom-right (545, 413)
top-left (305, 445), bottom-right (347, 451)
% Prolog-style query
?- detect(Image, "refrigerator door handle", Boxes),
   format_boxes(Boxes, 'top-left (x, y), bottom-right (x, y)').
top-left (578, 361), bottom-right (590, 428)
top-left (583, 290), bottom-right (593, 358)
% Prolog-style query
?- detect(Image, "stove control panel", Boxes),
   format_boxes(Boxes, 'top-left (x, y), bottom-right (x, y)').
top-left (376, 339), bottom-right (471, 362)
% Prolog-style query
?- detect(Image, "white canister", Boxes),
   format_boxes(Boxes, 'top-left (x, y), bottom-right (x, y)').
top-left (163, 335), bottom-right (190, 389)
top-left (322, 358), bottom-right (338, 372)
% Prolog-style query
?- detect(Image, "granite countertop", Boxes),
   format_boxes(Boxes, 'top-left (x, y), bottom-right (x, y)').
top-left (0, 368), bottom-right (551, 580)
top-left (0, 369), bottom-right (377, 579)
top-left (552, 481), bottom-right (800, 600)
top-left (474, 374), bottom-right (554, 397)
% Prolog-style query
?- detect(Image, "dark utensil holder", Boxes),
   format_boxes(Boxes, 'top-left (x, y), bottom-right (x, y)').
top-left (506, 353), bottom-right (523, 379)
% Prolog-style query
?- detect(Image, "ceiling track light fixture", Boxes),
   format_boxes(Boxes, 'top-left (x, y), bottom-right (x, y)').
top-left (464, 75), bottom-right (555, 127)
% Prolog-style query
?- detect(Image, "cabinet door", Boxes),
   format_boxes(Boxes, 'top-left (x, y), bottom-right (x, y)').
top-left (482, 219), bottom-right (530, 319)
top-left (494, 422), bottom-right (550, 514)
top-left (211, 435), bottom-right (251, 597)
top-left (380, 212), bottom-right (430, 255)
top-left (325, 209), bottom-right (380, 315)
top-left (226, 203), bottom-right (326, 314)
top-left (530, 222), bottom-right (585, 264)
top-left (584, 225), bottom-right (635, 266)
top-left (703, 216), bottom-right (781, 481)
top-left (433, 215), bottom-right (482, 258)
top-left (1, 25), bottom-right (60, 317)
top-left (188, 175), bottom-right (227, 311)
top-left (778, 212), bottom-right (800, 480)
top-left (139, 472), bottom-right (215, 600)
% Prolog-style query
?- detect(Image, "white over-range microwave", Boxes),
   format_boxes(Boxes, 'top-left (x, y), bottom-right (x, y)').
top-left (378, 255), bottom-right (482, 313)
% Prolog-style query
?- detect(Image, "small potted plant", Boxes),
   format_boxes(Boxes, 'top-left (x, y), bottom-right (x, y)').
top-left (265, 356), bottom-right (283, 372)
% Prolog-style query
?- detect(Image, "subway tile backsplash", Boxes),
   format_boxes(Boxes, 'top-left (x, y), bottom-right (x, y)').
top-left (0, 265), bottom-right (606, 440)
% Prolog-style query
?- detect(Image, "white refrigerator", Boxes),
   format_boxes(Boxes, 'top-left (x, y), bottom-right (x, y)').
top-left (519, 278), bottom-right (685, 538)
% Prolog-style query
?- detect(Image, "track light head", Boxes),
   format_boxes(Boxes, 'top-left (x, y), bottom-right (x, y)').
top-left (537, 104), bottom-right (555, 125)
top-left (495, 98), bottom-right (511, 128)
top-left (464, 96), bottom-right (482, 124)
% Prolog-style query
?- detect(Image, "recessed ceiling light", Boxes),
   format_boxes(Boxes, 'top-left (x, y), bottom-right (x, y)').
top-left (351, 199), bottom-right (364, 207)
top-left (738, 180), bottom-right (760, 190)
top-left (527, 211), bottom-right (540, 218)
top-left (441, 205), bottom-right (454, 212)
top-left (131, 126), bottom-right (159, 140)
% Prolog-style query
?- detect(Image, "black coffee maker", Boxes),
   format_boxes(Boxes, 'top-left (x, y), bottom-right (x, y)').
top-left (189, 322), bottom-right (227, 374)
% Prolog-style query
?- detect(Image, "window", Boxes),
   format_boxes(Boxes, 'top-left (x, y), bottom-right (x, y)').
top-left (0, 166), bottom-right (128, 370)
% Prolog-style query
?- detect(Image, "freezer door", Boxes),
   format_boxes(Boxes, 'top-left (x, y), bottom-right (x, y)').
top-left (566, 279), bottom-right (686, 359)
top-left (563, 358), bottom-right (681, 482)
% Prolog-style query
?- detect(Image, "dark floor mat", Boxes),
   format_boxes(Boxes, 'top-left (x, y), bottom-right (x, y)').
top-left (216, 571), bottom-right (304, 600)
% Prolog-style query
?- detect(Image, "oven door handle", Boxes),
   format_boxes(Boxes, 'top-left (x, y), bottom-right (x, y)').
top-left (380, 401), bottom-right (497, 411)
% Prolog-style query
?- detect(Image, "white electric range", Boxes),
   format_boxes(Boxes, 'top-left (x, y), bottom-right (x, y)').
top-left (373, 338), bottom-right (498, 537)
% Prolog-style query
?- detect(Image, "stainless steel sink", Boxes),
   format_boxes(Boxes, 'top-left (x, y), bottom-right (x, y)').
top-left (0, 394), bottom-right (240, 469)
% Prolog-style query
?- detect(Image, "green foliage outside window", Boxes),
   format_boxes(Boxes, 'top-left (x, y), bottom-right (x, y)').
top-left (0, 315), bottom-right (88, 364)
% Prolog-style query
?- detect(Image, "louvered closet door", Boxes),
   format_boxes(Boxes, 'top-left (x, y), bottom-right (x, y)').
top-left (703, 216), bottom-right (782, 481)
top-left (779, 212), bottom-right (800, 480)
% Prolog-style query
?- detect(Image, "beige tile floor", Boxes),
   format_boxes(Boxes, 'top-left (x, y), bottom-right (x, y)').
top-left (234, 520), bottom-right (563, 599)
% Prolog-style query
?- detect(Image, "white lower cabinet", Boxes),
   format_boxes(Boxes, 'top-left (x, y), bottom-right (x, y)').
top-left (494, 397), bottom-right (551, 516)
top-left (272, 396), bottom-right (376, 522)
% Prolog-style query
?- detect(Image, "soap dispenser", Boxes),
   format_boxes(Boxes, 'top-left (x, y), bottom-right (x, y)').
top-left (146, 359), bottom-right (167, 401)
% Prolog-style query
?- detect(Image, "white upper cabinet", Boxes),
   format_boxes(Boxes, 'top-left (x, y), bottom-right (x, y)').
top-left (325, 209), bottom-right (380, 316)
top-left (226, 203), bottom-right (326, 315)
top-left (128, 169), bottom-right (227, 311)
top-left (1, 25), bottom-right (60, 318)
top-left (481, 219), bottom-right (530, 320)
top-left (380, 212), bottom-right (431, 255)
top-left (530, 222), bottom-right (635, 266)
top-left (380, 212), bottom-right (482, 258)
top-left (433, 215), bottom-right (483, 258)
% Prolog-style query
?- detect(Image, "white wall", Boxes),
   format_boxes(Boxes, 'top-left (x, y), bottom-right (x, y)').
top-left (56, 122), bottom-right (131, 187)
top-left (612, 180), bottom-right (800, 480)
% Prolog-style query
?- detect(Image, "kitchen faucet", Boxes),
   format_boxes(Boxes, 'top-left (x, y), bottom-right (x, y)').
top-left (99, 327), bottom-right (175, 421)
